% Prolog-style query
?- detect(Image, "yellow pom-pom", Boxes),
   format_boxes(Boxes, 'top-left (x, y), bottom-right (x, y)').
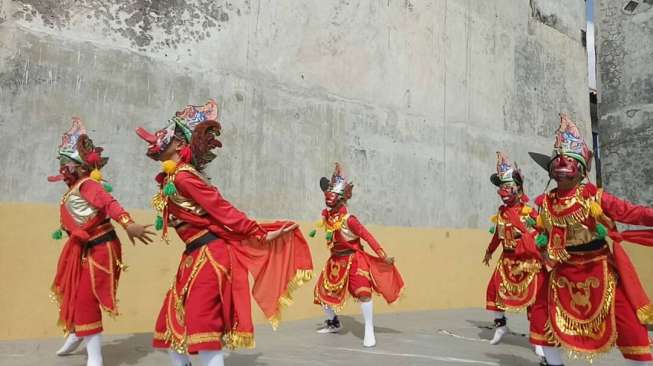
top-left (490, 215), bottom-right (498, 224)
top-left (162, 160), bottom-right (178, 174)
top-left (536, 215), bottom-right (544, 229)
top-left (521, 206), bottom-right (532, 216)
top-left (90, 169), bottom-right (103, 182)
top-left (590, 201), bottom-right (603, 218)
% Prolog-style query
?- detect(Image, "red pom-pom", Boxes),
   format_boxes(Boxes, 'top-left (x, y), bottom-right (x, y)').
top-left (85, 151), bottom-right (101, 166)
top-left (179, 145), bottom-right (193, 164)
top-left (535, 194), bottom-right (545, 206)
top-left (521, 194), bottom-right (530, 203)
top-left (155, 172), bottom-right (166, 185)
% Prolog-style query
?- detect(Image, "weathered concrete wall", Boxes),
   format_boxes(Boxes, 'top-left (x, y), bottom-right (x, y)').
top-left (595, 0), bottom-right (653, 206)
top-left (0, 0), bottom-right (590, 228)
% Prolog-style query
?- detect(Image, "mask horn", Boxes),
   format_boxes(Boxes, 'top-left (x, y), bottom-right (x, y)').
top-left (135, 127), bottom-right (157, 144)
top-left (320, 177), bottom-right (330, 192)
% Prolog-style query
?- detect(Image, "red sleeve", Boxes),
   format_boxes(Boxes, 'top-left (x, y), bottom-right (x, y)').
top-left (79, 180), bottom-right (133, 228)
top-left (347, 215), bottom-right (386, 258)
top-left (175, 171), bottom-right (267, 239)
top-left (486, 231), bottom-right (500, 255)
top-left (601, 191), bottom-right (653, 227)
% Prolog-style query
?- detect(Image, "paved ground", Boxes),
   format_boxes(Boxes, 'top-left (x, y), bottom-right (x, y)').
top-left (0, 308), bottom-right (645, 365)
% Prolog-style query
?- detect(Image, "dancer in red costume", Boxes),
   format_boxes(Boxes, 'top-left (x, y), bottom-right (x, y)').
top-left (49, 118), bottom-right (154, 366)
top-left (311, 163), bottom-right (404, 347)
top-left (136, 100), bottom-right (313, 366)
top-left (483, 152), bottom-right (548, 363)
top-left (529, 113), bottom-right (653, 366)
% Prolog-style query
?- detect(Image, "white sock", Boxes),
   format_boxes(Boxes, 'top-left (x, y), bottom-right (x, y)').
top-left (199, 350), bottom-right (224, 366)
top-left (168, 350), bottom-right (191, 366)
top-left (323, 306), bottom-right (336, 321)
top-left (56, 333), bottom-right (83, 355)
top-left (535, 345), bottom-right (544, 357)
top-left (542, 346), bottom-right (564, 365)
top-left (361, 301), bottom-right (375, 347)
top-left (84, 334), bottom-right (103, 366)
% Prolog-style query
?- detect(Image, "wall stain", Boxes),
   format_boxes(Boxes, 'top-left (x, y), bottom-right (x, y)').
top-left (12, 0), bottom-right (247, 51)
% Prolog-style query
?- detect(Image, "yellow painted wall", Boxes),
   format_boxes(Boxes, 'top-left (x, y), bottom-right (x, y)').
top-left (2, 202), bottom-right (653, 340)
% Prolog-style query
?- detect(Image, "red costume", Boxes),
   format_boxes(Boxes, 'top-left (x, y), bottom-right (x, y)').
top-left (485, 153), bottom-right (544, 314)
top-left (50, 118), bottom-right (133, 337)
top-left (313, 205), bottom-right (403, 309)
top-left (528, 114), bottom-right (653, 363)
top-left (310, 164), bottom-right (403, 347)
top-left (136, 100), bottom-right (313, 355)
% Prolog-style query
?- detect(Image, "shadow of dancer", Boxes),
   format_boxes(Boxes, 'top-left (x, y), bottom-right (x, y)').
top-left (333, 315), bottom-right (402, 341)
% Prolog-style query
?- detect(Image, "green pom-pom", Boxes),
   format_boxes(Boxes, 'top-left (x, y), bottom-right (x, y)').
top-left (308, 229), bottom-right (317, 238)
top-left (163, 181), bottom-right (177, 196)
top-left (536, 233), bottom-right (548, 248)
top-left (488, 226), bottom-right (496, 234)
top-left (155, 215), bottom-right (164, 231)
top-left (326, 231), bottom-right (334, 242)
top-left (102, 182), bottom-right (113, 192)
top-left (526, 217), bottom-right (536, 227)
top-left (52, 229), bottom-right (63, 240)
top-left (596, 223), bottom-right (608, 240)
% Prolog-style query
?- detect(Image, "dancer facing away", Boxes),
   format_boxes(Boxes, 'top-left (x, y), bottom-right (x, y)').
top-left (483, 152), bottom-right (547, 349)
top-left (50, 118), bottom-right (154, 366)
top-left (529, 113), bottom-right (653, 366)
top-left (311, 163), bottom-right (404, 347)
top-left (135, 99), bottom-right (313, 366)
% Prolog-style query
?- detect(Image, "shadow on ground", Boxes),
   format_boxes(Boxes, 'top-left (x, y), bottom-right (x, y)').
top-left (316, 315), bottom-right (402, 341)
top-left (467, 319), bottom-right (532, 350)
top-left (103, 333), bottom-right (154, 365)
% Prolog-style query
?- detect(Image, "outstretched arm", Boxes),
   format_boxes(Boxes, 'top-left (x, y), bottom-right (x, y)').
top-left (79, 179), bottom-right (133, 228)
top-left (347, 215), bottom-right (387, 258)
top-left (175, 171), bottom-right (267, 240)
top-left (80, 179), bottom-right (154, 245)
top-left (601, 191), bottom-right (653, 227)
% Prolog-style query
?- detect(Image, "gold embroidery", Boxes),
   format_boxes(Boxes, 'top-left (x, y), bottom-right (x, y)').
top-left (75, 321), bottom-right (102, 332)
top-left (555, 277), bottom-right (599, 315)
top-left (322, 256), bottom-right (352, 293)
top-left (551, 267), bottom-right (616, 339)
top-left (619, 345), bottom-right (652, 355)
top-left (62, 178), bottom-right (99, 225)
top-left (188, 332), bottom-right (222, 345)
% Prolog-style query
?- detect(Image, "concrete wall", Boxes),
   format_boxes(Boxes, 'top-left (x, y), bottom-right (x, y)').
top-left (595, 0), bottom-right (653, 206)
top-left (0, 0), bottom-right (604, 340)
top-left (0, 0), bottom-right (590, 228)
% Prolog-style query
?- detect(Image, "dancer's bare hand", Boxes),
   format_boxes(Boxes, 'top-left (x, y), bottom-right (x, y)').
top-left (126, 223), bottom-right (155, 246)
top-left (265, 222), bottom-right (299, 242)
top-left (482, 252), bottom-right (492, 266)
top-left (384, 256), bottom-right (395, 265)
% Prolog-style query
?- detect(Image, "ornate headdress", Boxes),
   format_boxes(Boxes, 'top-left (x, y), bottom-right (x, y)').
top-left (48, 117), bottom-right (109, 184)
top-left (490, 151), bottom-right (523, 187)
top-left (320, 162), bottom-right (354, 199)
top-left (529, 113), bottom-right (593, 173)
top-left (136, 99), bottom-right (222, 167)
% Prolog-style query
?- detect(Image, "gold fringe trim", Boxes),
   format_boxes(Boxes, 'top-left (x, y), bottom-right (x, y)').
top-left (268, 269), bottom-right (314, 330)
top-left (552, 272), bottom-right (615, 338)
top-left (497, 259), bottom-right (540, 295)
top-left (637, 304), bottom-right (653, 324)
top-left (224, 331), bottom-right (255, 350)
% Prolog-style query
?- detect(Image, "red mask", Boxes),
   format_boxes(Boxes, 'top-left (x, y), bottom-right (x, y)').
top-left (59, 163), bottom-right (81, 187)
top-left (498, 184), bottom-right (519, 206)
top-left (550, 155), bottom-right (582, 182)
top-left (325, 191), bottom-right (341, 208)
